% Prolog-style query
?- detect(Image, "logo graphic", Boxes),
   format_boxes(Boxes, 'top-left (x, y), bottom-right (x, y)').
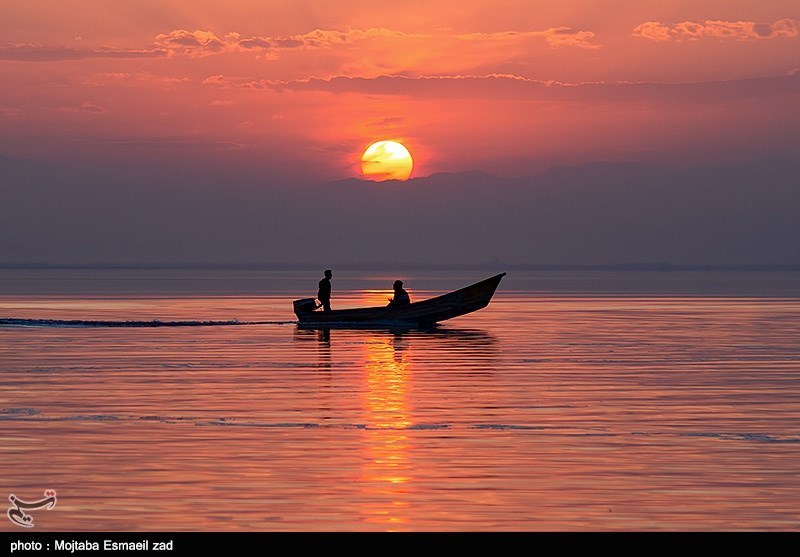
top-left (7, 490), bottom-right (57, 528)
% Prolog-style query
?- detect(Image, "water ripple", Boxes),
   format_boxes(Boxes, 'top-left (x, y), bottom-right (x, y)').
top-left (0, 317), bottom-right (294, 328)
top-left (3, 293), bottom-right (800, 530)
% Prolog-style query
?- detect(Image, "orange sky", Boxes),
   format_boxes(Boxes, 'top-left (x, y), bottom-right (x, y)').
top-left (1, 0), bottom-right (798, 180)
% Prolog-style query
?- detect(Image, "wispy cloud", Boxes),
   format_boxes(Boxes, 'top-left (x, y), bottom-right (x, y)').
top-left (458, 27), bottom-right (599, 49)
top-left (81, 101), bottom-right (107, 113)
top-left (54, 101), bottom-right (108, 113)
top-left (96, 138), bottom-right (244, 150)
top-left (367, 116), bottom-right (406, 129)
top-left (81, 72), bottom-right (189, 88)
top-left (203, 72), bottom-right (800, 104)
top-left (204, 73), bottom-right (536, 93)
top-left (202, 75), bottom-right (272, 89)
top-left (633, 18), bottom-right (799, 42)
top-left (0, 43), bottom-right (166, 62)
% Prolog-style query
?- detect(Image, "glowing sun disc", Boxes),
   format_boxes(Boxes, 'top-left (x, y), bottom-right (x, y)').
top-left (361, 140), bottom-right (413, 181)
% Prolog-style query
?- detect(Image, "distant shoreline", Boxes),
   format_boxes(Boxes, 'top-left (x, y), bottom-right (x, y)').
top-left (2, 263), bottom-right (800, 272)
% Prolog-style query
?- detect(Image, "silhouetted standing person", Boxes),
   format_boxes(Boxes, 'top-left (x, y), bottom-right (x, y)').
top-left (387, 280), bottom-right (410, 308)
top-left (318, 269), bottom-right (333, 312)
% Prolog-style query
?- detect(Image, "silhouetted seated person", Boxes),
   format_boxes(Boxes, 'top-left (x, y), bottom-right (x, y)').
top-left (318, 269), bottom-right (332, 312)
top-left (387, 280), bottom-right (411, 308)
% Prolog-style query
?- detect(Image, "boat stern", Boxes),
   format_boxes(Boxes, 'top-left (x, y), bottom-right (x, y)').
top-left (293, 298), bottom-right (318, 320)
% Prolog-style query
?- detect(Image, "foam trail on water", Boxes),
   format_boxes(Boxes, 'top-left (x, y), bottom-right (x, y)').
top-left (0, 318), bottom-right (294, 328)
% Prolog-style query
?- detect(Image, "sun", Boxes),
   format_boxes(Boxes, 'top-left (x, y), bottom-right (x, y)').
top-left (361, 140), bottom-right (413, 181)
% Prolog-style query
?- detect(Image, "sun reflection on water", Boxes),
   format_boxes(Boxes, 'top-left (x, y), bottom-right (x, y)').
top-left (360, 332), bottom-right (413, 528)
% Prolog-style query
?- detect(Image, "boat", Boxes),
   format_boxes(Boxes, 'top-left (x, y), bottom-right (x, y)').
top-left (293, 273), bottom-right (506, 327)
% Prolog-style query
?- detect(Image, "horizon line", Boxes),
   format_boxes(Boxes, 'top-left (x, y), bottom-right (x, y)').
top-left (2, 263), bottom-right (799, 272)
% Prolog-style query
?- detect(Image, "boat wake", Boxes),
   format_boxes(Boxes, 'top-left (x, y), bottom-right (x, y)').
top-left (0, 318), bottom-right (294, 328)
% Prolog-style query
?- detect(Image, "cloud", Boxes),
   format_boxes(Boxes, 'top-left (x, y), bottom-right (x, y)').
top-left (203, 72), bottom-right (800, 105)
top-left (202, 75), bottom-right (270, 89)
top-left (96, 138), bottom-right (243, 150)
top-left (458, 27), bottom-right (599, 49)
top-left (152, 27), bottom-right (414, 58)
top-left (226, 28), bottom-right (412, 51)
top-left (81, 101), bottom-right (107, 113)
top-left (2, 25), bottom-right (597, 64)
top-left (53, 101), bottom-right (108, 113)
top-left (154, 30), bottom-right (228, 57)
top-left (633, 18), bottom-right (799, 42)
top-left (204, 73), bottom-right (538, 93)
top-left (0, 31), bottom-right (242, 62)
top-left (0, 43), bottom-right (166, 61)
top-left (81, 72), bottom-right (189, 88)
top-left (189, 26), bottom-right (594, 55)
top-left (279, 28), bottom-right (412, 48)
top-left (367, 116), bottom-right (406, 128)
top-left (631, 22), bottom-right (672, 42)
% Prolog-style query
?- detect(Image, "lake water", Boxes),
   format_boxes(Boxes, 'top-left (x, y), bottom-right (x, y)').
top-left (1, 270), bottom-right (799, 531)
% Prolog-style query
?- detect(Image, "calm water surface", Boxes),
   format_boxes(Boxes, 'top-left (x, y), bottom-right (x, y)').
top-left (1, 271), bottom-right (799, 530)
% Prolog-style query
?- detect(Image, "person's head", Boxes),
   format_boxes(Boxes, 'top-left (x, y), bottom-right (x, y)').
top-left (393, 280), bottom-right (403, 290)
top-left (324, 270), bottom-right (332, 279)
